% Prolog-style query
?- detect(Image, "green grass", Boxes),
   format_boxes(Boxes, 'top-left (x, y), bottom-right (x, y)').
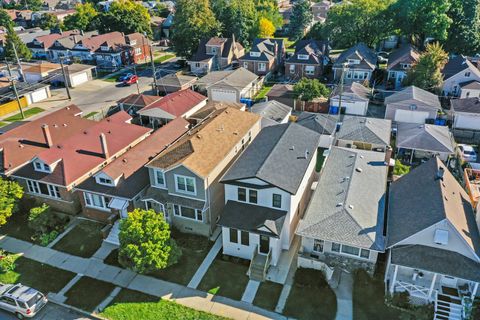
top-left (84, 111), bottom-right (98, 119)
top-left (254, 85), bottom-right (273, 100)
top-left (0, 211), bottom-right (36, 242)
top-left (284, 268), bottom-right (337, 320)
top-left (154, 54), bottom-right (176, 64)
top-left (252, 281), bottom-right (283, 311)
top-left (101, 289), bottom-right (229, 320)
top-left (198, 254), bottom-right (249, 301)
top-left (4, 107), bottom-right (44, 122)
top-left (0, 256), bottom-right (75, 294)
top-left (52, 220), bottom-right (105, 258)
top-left (0, 121), bottom-right (7, 127)
top-left (65, 276), bottom-right (115, 312)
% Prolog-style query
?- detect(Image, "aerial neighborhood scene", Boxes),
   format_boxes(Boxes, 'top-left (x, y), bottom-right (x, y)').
top-left (0, 0), bottom-right (480, 319)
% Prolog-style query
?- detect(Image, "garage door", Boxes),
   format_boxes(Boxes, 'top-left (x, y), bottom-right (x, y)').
top-left (30, 88), bottom-right (48, 103)
top-left (210, 89), bottom-right (237, 102)
top-left (71, 72), bottom-right (89, 87)
top-left (455, 114), bottom-right (480, 130)
top-left (394, 109), bottom-right (429, 124)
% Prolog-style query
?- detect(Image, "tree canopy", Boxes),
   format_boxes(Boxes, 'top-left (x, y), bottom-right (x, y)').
top-left (172, 0), bottom-right (220, 58)
top-left (0, 178), bottom-right (23, 227)
top-left (403, 42), bottom-right (448, 93)
top-left (35, 13), bottom-right (62, 31)
top-left (443, 0), bottom-right (480, 55)
top-left (255, 0), bottom-right (283, 29)
top-left (0, 9), bottom-right (13, 29)
top-left (4, 24), bottom-right (32, 60)
top-left (293, 78), bottom-right (330, 102)
top-left (257, 17), bottom-right (275, 38)
top-left (119, 209), bottom-right (180, 274)
top-left (288, 0), bottom-right (312, 41)
top-left (64, 3), bottom-right (99, 32)
top-left (95, 0), bottom-right (152, 36)
top-left (218, 0), bottom-right (257, 47)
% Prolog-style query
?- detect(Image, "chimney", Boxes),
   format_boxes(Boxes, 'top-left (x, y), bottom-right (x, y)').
top-left (42, 124), bottom-right (53, 147)
top-left (436, 166), bottom-right (445, 181)
top-left (100, 133), bottom-right (109, 159)
top-left (384, 146), bottom-right (392, 165)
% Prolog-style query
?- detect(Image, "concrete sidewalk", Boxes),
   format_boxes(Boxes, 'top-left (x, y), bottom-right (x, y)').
top-left (333, 271), bottom-right (353, 320)
top-left (187, 235), bottom-right (222, 289)
top-left (0, 235), bottom-right (286, 320)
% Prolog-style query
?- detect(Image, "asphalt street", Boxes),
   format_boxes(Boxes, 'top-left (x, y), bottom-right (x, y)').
top-left (0, 302), bottom-right (92, 320)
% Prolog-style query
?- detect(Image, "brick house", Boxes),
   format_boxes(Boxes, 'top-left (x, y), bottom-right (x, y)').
top-left (285, 39), bottom-right (329, 80)
top-left (239, 38), bottom-right (285, 76)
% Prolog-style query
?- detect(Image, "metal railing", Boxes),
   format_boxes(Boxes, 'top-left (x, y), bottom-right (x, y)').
top-left (248, 245), bottom-right (259, 277)
top-left (263, 248), bottom-right (272, 280)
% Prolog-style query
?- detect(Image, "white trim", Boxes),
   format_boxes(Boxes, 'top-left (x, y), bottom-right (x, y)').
top-left (153, 169), bottom-right (166, 188)
top-left (26, 179), bottom-right (61, 199)
top-left (174, 174), bottom-right (196, 196)
top-left (83, 192), bottom-right (110, 211)
top-left (172, 204), bottom-right (203, 222)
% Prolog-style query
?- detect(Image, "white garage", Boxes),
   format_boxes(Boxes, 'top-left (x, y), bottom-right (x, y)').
top-left (71, 72), bottom-right (89, 87)
top-left (394, 109), bottom-right (430, 124)
top-left (24, 85), bottom-right (51, 104)
top-left (451, 97), bottom-right (480, 130)
top-left (209, 88), bottom-right (238, 102)
top-left (65, 64), bottom-right (95, 88)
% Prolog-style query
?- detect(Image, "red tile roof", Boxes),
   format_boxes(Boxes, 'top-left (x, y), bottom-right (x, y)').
top-left (79, 31), bottom-right (125, 52)
top-left (141, 89), bottom-right (207, 117)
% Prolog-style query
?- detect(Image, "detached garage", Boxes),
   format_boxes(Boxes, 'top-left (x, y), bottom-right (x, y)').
top-left (52, 64), bottom-right (96, 88)
top-left (330, 82), bottom-right (370, 116)
top-left (451, 97), bottom-right (480, 130)
top-left (23, 84), bottom-right (51, 104)
top-left (23, 63), bottom-right (61, 83)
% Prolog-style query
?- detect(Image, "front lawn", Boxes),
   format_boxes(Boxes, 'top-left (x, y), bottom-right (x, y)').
top-left (0, 256), bottom-right (75, 294)
top-left (284, 268), bottom-right (337, 320)
top-left (0, 209), bottom-right (36, 242)
top-left (65, 276), bottom-right (115, 312)
top-left (101, 289), bottom-right (228, 320)
top-left (198, 254), bottom-right (249, 301)
top-left (4, 107), bottom-right (44, 122)
top-left (252, 281), bottom-right (283, 311)
top-left (52, 220), bottom-right (105, 258)
top-left (154, 54), bottom-right (176, 64)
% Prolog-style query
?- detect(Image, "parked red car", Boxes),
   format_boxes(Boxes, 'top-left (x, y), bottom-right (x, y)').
top-left (123, 75), bottom-right (138, 86)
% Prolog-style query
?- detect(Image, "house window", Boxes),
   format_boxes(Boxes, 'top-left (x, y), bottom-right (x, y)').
top-left (348, 59), bottom-right (360, 65)
top-left (98, 177), bottom-right (113, 185)
top-left (34, 162), bottom-right (42, 170)
top-left (173, 204), bottom-right (203, 221)
top-left (195, 63), bottom-right (201, 68)
top-left (84, 192), bottom-right (110, 209)
top-left (258, 62), bottom-right (266, 72)
top-left (360, 249), bottom-right (370, 259)
top-left (47, 185), bottom-right (60, 198)
top-left (241, 231), bottom-right (249, 246)
top-left (175, 175), bottom-right (196, 194)
top-left (465, 71), bottom-right (471, 77)
top-left (298, 54), bottom-right (309, 60)
top-left (238, 188), bottom-right (247, 202)
top-left (409, 104), bottom-right (417, 111)
top-left (26, 180), bottom-right (60, 199)
top-left (248, 190), bottom-right (257, 204)
top-left (289, 64), bottom-right (295, 74)
top-left (27, 180), bottom-right (40, 194)
top-left (154, 170), bottom-right (166, 187)
top-left (341, 245), bottom-right (360, 256)
top-left (305, 65), bottom-right (315, 75)
top-left (346, 71), bottom-right (352, 79)
top-left (250, 51), bottom-right (260, 57)
top-left (401, 63), bottom-right (411, 69)
top-left (331, 242), bottom-right (341, 252)
top-left (243, 62), bottom-right (249, 68)
top-left (389, 71), bottom-right (396, 79)
top-left (33, 161), bottom-right (50, 173)
top-left (229, 228), bottom-right (238, 243)
top-left (434, 229), bottom-right (449, 245)
top-left (130, 40), bottom-right (137, 46)
top-left (272, 194), bottom-right (282, 208)
top-left (313, 239), bottom-right (324, 253)
top-left (134, 48), bottom-right (142, 55)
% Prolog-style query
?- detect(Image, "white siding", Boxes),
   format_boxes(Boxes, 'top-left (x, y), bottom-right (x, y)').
top-left (210, 88), bottom-right (238, 102)
top-left (460, 88), bottom-right (480, 99)
top-left (330, 98), bottom-right (368, 116)
top-left (454, 113), bottom-right (480, 130)
top-left (443, 69), bottom-right (480, 96)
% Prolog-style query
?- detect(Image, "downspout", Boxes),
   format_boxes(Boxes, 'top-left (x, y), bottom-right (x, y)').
top-left (206, 175), bottom-right (213, 237)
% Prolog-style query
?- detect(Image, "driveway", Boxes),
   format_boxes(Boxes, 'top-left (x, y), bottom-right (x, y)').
top-left (0, 302), bottom-right (93, 319)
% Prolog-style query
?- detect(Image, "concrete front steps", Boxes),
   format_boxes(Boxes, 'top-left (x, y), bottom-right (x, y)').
top-left (434, 293), bottom-right (462, 320)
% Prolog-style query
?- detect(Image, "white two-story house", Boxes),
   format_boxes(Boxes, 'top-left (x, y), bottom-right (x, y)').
top-left (386, 44), bottom-right (420, 90)
top-left (442, 55), bottom-right (480, 97)
top-left (218, 123), bottom-right (321, 282)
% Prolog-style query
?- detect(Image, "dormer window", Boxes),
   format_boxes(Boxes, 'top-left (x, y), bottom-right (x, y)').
top-left (401, 63), bottom-right (411, 69)
top-left (98, 177), bottom-right (113, 185)
top-left (33, 160), bottom-right (51, 173)
top-left (130, 40), bottom-right (137, 46)
top-left (250, 51), bottom-right (261, 57)
top-left (101, 46), bottom-right (110, 51)
top-left (298, 54), bottom-right (309, 60)
top-left (434, 229), bottom-right (448, 245)
top-left (348, 59), bottom-right (360, 65)
top-left (465, 71), bottom-right (471, 77)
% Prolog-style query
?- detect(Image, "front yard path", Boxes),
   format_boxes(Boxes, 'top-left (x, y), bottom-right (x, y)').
top-left (0, 235), bottom-right (285, 320)
top-left (334, 271), bottom-right (353, 320)
top-left (187, 235), bottom-right (222, 289)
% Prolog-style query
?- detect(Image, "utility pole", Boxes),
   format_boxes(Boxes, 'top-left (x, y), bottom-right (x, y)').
top-left (11, 43), bottom-right (24, 81)
top-left (336, 62), bottom-right (347, 117)
top-left (5, 59), bottom-right (24, 119)
top-left (149, 44), bottom-right (158, 95)
top-left (59, 57), bottom-right (72, 100)
top-left (133, 64), bottom-right (140, 94)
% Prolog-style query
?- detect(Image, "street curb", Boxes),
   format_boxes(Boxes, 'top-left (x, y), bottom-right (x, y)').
top-left (49, 300), bottom-right (103, 320)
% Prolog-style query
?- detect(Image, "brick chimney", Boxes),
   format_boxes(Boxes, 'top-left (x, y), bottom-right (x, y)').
top-left (42, 124), bottom-right (53, 147)
top-left (384, 145), bottom-right (392, 165)
top-left (99, 133), bottom-right (109, 159)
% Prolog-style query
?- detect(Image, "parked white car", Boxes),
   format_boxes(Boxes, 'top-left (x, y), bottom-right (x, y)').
top-left (458, 144), bottom-right (478, 163)
top-left (0, 283), bottom-right (47, 319)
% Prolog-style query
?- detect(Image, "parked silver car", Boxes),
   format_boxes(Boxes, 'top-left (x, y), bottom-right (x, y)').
top-left (0, 283), bottom-right (48, 319)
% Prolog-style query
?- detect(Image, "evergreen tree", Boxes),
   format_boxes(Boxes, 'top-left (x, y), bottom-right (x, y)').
top-left (289, 0), bottom-right (313, 41)
top-left (444, 0), bottom-right (480, 55)
top-left (4, 24), bottom-right (32, 60)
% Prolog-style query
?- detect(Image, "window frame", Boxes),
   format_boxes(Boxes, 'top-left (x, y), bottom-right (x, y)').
top-left (238, 187), bottom-right (247, 202)
top-left (272, 193), bottom-right (282, 208)
top-left (313, 239), bottom-right (324, 253)
top-left (258, 62), bottom-right (266, 72)
top-left (173, 204), bottom-right (203, 222)
top-left (174, 174), bottom-right (196, 195)
top-left (229, 228), bottom-right (238, 243)
top-left (248, 189), bottom-right (257, 204)
top-left (240, 231), bottom-right (249, 246)
top-left (154, 170), bottom-right (166, 188)
top-left (84, 192), bottom-right (110, 210)
top-left (26, 179), bottom-right (60, 199)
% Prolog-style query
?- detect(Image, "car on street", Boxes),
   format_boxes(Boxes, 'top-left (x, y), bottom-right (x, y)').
top-left (123, 75), bottom-right (139, 86)
top-left (0, 283), bottom-right (48, 319)
top-left (459, 144), bottom-right (477, 163)
top-left (117, 73), bottom-right (134, 82)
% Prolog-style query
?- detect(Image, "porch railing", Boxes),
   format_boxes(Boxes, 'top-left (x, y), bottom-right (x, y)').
top-left (395, 281), bottom-right (430, 300)
top-left (263, 248), bottom-right (272, 280)
top-left (248, 245), bottom-right (259, 277)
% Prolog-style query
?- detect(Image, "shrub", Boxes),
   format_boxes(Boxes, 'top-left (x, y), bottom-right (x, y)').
top-left (393, 160), bottom-right (411, 176)
top-left (167, 239), bottom-right (182, 267)
top-left (39, 230), bottom-right (59, 247)
top-left (0, 250), bottom-right (16, 273)
top-left (28, 204), bottom-right (69, 235)
top-left (392, 291), bottom-right (411, 309)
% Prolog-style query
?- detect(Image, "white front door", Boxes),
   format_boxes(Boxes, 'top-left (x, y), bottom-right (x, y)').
top-left (441, 275), bottom-right (458, 288)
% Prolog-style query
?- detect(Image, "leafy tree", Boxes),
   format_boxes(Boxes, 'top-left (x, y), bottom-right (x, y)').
top-left (17, 0), bottom-right (42, 11)
top-left (443, 0), bottom-right (480, 56)
top-left (63, 3), bottom-right (99, 32)
top-left (36, 13), bottom-right (62, 30)
top-left (293, 78), bottom-right (330, 111)
top-left (172, 0), bottom-right (220, 58)
top-left (95, 0), bottom-right (152, 36)
top-left (305, 22), bottom-right (327, 41)
top-left (0, 177), bottom-right (23, 227)
top-left (324, 0), bottom-right (395, 48)
top-left (220, 0), bottom-right (257, 46)
top-left (255, 0), bottom-right (283, 29)
top-left (393, 160), bottom-right (411, 176)
top-left (4, 24), bottom-right (32, 60)
top-left (403, 42), bottom-right (448, 93)
top-left (289, 0), bottom-right (313, 41)
top-left (257, 17), bottom-right (275, 38)
top-left (119, 209), bottom-right (181, 273)
top-left (392, 0), bottom-right (451, 46)
top-left (0, 9), bottom-right (13, 28)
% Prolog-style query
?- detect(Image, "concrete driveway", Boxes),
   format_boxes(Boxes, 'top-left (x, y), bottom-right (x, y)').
top-left (0, 302), bottom-right (93, 319)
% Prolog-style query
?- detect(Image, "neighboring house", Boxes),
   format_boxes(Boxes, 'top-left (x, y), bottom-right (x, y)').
top-left (137, 89), bottom-right (207, 128)
top-left (142, 107), bottom-right (261, 237)
top-left (250, 100), bottom-right (291, 128)
top-left (385, 158), bottom-right (480, 318)
top-left (239, 38), bottom-right (285, 76)
top-left (155, 73), bottom-right (198, 95)
top-left (188, 37), bottom-right (244, 75)
top-left (48, 31), bottom-right (99, 61)
top-left (296, 112), bottom-right (337, 148)
top-left (117, 94), bottom-right (162, 115)
top-left (23, 62), bottom-right (61, 83)
top-left (5, 10), bottom-right (32, 28)
top-left (285, 39), bottom-right (329, 80)
top-left (386, 45), bottom-right (420, 90)
top-left (189, 101), bottom-right (246, 124)
top-left (27, 30), bottom-right (79, 59)
top-left (333, 43), bottom-right (377, 84)
top-left (459, 80), bottom-right (480, 99)
top-left (76, 32), bottom-right (130, 68)
top-left (311, 0), bottom-right (333, 23)
top-left (336, 116), bottom-right (391, 152)
top-left (396, 123), bottom-right (455, 163)
top-left (329, 82), bottom-right (370, 116)
top-left (31, 9), bottom-right (75, 24)
top-left (219, 123), bottom-right (321, 281)
top-left (11, 111), bottom-right (152, 215)
top-left (51, 63), bottom-right (96, 88)
top-left (442, 55), bottom-right (480, 97)
top-left (450, 97), bottom-right (480, 131)
top-left (196, 68), bottom-right (261, 103)
top-left (266, 83), bottom-right (296, 109)
top-left (385, 86), bottom-right (442, 124)
top-left (75, 117), bottom-right (189, 229)
top-left (297, 147), bottom-right (388, 274)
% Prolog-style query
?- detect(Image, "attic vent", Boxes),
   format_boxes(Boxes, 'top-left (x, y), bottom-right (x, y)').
top-left (349, 204), bottom-right (354, 209)
top-left (108, 130), bottom-right (112, 134)
top-left (53, 124), bottom-right (59, 128)
top-left (434, 229), bottom-right (448, 245)
top-left (336, 202), bottom-right (343, 207)
top-left (360, 155), bottom-right (364, 159)
top-left (355, 167), bottom-right (363, 173)
top-left (63, 123), bottom-right (67, 127)
top-left (123, 159), bottom-right (128, 163)
top-left (18, 144), bottom-right (24, 148)
top-left (349, 154), bottom-right (355, 158)
top-left (233, 131), bottom-right (238, 135)
top-left (196, 134), bottom-right (202, 139)
top-left (290, 146), bottom-right (295, 151)
top-left (83, 131), bottom-right (88, 134)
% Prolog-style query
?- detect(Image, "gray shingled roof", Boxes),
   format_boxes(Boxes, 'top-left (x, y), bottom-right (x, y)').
top-left (240, 38), bottom-right (284, 62)
top-left (451, 97), bottom-right (480, 114)
top-left (142, 186), bottom-right (205, 210)
top-left (296, 112), bottom-right (338, 135)
top-left (333, 43), bottom-right (377, 70)
top-left (387, 158), bottom-right (480, 254)
top-left (217, 200), bottom-right (287, 237)
top-left (286, 39), bottom-right (328, 65)
top-left (221, 123), bottom-right (321, 194)
top-left (332, 82), bottom-right (371, 101)
top-left (387, 45), bottom-right (420, 71)
top-left (251, 100), bottom-right (291, 124)
top-left (296, 147), bottom-right (388, 250)
top-left (337, 116), bottom-right (391, 146)
top-left (385, 86), bottom-right (441, 110)
top-left (391, 245), bottom-right (480, 282)
top-left (196, 68), bottom-right (258, 89)
top-left (442, 55), bottom-right (480, 80)
top-left (396, 123), bottom-right (455, 153)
